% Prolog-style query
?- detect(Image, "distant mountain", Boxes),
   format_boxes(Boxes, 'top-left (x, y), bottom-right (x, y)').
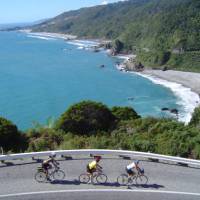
top-left (0, 23), bottom-right (29, 30)
top-left (30, 0), bottom-right (200, 71)
top-left (0, 19), bottom-right (50, 31)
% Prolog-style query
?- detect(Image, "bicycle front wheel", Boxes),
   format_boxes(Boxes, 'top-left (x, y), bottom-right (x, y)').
top-left (79, 173), bottom-right (90, 184)
top-left (136, 175), bottom-right (148, 185)
top-left (35, 172), bottom-right (46, 183)
top-left (117, 174), bottom-right (128, 185)
top-left (53, 170), bottom-right (65, 180)
top-left (96, 174), bottom-right (107, 184)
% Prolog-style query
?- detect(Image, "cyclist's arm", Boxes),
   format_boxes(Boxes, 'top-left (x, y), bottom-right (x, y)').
top-left (52, 159), bottom-right (59, 166)
top-left (96, 164), bottom-right (102, 169)
top-left (136, 165), bottom-right (141, 172)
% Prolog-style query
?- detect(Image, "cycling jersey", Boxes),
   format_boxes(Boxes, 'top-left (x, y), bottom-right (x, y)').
top-left (43, 158), bottom-right (54, 165)
top-left (88, 161), bottom-right (97, 170)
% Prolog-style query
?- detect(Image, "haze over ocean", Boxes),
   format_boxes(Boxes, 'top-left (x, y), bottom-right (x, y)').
top-left (0, 31), bottom-right (181, 130)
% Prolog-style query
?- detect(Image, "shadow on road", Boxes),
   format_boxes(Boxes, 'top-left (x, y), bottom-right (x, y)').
top-left (127, 183), bottom-right (165, 189)
top-left (50, 179), bottom-right (80, 185)
top-left (95, 182), bottom-right (121, 187)
top-left (50, 180), bottom-right (120, 187)
top-left (49, 180), bottom-right (164, 190)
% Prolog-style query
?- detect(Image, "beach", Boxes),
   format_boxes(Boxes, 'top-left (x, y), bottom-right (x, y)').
top-left (135, 69), bottom-right (200, 123)
top-left (114, 56), bottom-right (200, 123)
top-left (20, 29), bottom-right (77, 40)
top-left (142, 69), bottom-right (200, 95)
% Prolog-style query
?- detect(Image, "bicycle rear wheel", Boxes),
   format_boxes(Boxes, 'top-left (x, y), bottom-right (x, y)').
top-left (79, 173), bottom-right (90, 184)
top-left (35, 171), bottom-right (46, 183)
top-left (136, 175), bottom-right (148, 185)
top-left (96, 174), bottom-right (107, 184)
top-left (53, 170), bottom-right (65, 180)
top-left (117, 174), bottom-right (128, 185)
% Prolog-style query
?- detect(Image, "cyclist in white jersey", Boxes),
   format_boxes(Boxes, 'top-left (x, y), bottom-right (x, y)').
top-left (126, 160), bottom-right (140, 178)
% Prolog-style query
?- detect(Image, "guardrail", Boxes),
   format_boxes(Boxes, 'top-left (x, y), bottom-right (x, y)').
top-left (0, 149), bottom-right (200, 167)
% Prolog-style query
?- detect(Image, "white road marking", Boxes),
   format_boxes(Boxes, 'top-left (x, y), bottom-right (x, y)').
top-left (0, 189), bottom-right (200, 198)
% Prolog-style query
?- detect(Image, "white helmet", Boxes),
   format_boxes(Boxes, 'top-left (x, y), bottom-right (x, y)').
top-left (50, 152), bottom-right (56, 158)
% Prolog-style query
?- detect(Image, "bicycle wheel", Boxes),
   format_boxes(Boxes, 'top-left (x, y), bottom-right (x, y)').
top-left (117, 174), bottom-right (128, 185)
top-left (79, 173), bottom-right (90, 184)
top-left (96, 174), bottom-right (107, 184)
top-left (53, 170), bottom-right (65, 180)
top-left (136, 175), bottom-right (148, 185)
top-left (35, 171), bottom-right (46, 183)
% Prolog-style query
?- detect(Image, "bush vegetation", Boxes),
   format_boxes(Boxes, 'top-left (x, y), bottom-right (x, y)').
top-left (55, 101), bottom-right (116, 134)
top-left (1, 101), bottom-right (200, 159)
top-left (0, 117), bottom-right (27, 152)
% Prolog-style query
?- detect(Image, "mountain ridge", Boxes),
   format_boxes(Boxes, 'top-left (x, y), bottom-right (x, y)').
top-left (30, 0), bottom-right (200, 71)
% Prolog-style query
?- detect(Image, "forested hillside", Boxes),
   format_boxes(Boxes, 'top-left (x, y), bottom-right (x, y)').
top-left (31, 0), bottom-right (200, 71)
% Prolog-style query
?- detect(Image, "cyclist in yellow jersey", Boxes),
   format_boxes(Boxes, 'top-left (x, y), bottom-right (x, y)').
top-left (87, 156), bottom-right (102, 179)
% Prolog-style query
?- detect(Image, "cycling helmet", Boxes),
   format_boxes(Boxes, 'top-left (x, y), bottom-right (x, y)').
top-left (135, 160), bottom-right (139, 165)
top-left (50, 152), bottom-right (56, 158)
top-left (94, 155), bottom-right (102, 162)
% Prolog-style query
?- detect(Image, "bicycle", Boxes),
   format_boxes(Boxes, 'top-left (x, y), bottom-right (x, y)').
top-left (117, 168), bottom-right (148, 186)
top-left (35, 165), bottom-right (65, 183)
top-left (79, 169), bottom-right (108, 184)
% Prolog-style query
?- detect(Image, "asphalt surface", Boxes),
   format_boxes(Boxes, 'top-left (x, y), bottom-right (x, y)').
top-left (1, 190), bottom-right (200, 200)
top-left (0, 157), bottom-right (200, 199)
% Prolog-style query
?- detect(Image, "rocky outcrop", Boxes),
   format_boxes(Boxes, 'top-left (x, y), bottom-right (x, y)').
top-left (124, 58), bottom-right (144, 72)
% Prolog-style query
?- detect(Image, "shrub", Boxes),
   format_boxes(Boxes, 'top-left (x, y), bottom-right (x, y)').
top-left (111, 106), bottom-right (140, 121)
top-left (27, 128), bottom-right (64, 152)
top-left (0, 117), bottom-right (26, 152)
top-left (190, 107), bottom-right (200, 128)
top-left (55, 101), bottom-right (116, 134)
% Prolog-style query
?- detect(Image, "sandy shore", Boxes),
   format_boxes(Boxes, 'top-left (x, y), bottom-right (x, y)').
top-left (20, 29), bottom-right (77, 40)
top-left (29, 32), bottom-right (77, 40)
top-left (123, 68), bottom-right (200, 123)
top-left (142, 69), bottom-right (200, 94)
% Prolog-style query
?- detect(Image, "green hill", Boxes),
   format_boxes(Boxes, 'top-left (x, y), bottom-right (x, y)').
top-left (31, 0), bottom-right (200, 71)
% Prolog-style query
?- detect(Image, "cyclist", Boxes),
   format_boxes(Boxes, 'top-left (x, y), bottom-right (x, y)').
top-left (42, 152), bottom-right (59, 180)
top-left (126, 160), bottom-right (141, 179)
top-left (87, 156), bottom-right (102, 182)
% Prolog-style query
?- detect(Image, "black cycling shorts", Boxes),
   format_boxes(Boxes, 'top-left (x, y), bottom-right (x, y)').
top-left (42, 163), bottom-right (50, 170)
top-left (126, 167), bottom-right (134, 175)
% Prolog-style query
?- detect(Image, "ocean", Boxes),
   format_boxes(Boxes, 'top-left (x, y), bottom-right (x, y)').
top-left (0, 31), bottom-right (195, 130)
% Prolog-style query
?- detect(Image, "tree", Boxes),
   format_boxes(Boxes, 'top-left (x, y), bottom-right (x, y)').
top-left (55, 101), bottom-right (116, 134)
top-left (0, 117), bottom-right (26, 152)
top-left (190, 107), bottom-right (200, 128)
top-left (111, 106), bottom-right (140, 121)
top-left (113, 39), bottom-right (124, 53)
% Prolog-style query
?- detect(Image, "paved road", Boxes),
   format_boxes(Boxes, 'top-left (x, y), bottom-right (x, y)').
top-left (0, 157), bottom-right (200, 199)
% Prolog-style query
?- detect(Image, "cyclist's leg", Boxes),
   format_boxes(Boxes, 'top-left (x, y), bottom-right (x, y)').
top-left (43, 163), bottom-right (51, 180)
top-left (86, 165), bottom-right (92, 183)
top-left (126, 168), bottom-right (134, 181)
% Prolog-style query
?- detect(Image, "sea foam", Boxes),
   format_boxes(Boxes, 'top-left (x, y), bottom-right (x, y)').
top-left (67, 40), bottom-right (99, 49)
top-left (133, 72), bottom-right (200, 124)
top-left (27, 35), bottom-right (56, 41)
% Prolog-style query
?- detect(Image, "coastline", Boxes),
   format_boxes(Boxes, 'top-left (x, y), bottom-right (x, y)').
top-left (20, 30), bottom-right (200, 123)
top-left (113, 54), bottom-right (200, 123)
top-left (133, 69), bottom-right (200, 123)
top-left (142, 69), bottom-right (200, 94)
top-left (20, 29), bottom-right (77, 40)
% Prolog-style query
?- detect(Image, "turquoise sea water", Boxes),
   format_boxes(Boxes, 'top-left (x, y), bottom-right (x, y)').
top-left (0, 31), bottom-right (180, 130)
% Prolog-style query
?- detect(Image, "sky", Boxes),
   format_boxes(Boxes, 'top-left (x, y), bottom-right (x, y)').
top-left (0, 0), bottom-right (126, 24)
